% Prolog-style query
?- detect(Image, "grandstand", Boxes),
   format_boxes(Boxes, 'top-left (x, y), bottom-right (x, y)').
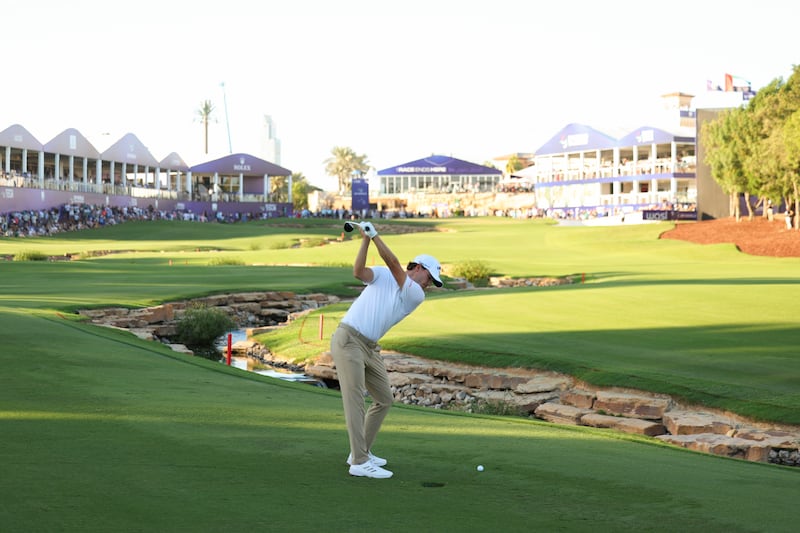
top-left (0, 124), bottom-right (293, 218)
top-left (512, 93), bottom-right (698, 218)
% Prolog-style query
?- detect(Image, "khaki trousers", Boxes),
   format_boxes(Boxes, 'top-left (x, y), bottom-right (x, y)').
top-left (331, 324), bottom-right (393, 466)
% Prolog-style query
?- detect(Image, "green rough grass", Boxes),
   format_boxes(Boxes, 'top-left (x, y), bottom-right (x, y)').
top-left (1, 216), bottom-right (799, 531)
top-left (1, 311), bottom-right (798, 532)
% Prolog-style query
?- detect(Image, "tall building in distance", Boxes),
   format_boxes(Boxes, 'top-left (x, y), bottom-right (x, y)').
top-left (262, 114), bottom-right (281, 165)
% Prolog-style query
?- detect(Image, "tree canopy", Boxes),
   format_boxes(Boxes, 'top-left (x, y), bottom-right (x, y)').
top-left (701, 65), bottom-right (800, 226)
top-left (195, 100), bottom-right (216, 155)
top-left (268, 172), bottom-right (319, 211)
top-left (324, 146), bottom-right (370, 194)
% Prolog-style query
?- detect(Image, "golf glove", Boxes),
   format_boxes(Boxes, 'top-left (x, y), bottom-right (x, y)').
top-left (362, 222), bottom-right (378, 239)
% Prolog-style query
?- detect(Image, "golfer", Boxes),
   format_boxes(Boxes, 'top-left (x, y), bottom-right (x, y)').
top-left (331, 221), bottom-right (442, 479)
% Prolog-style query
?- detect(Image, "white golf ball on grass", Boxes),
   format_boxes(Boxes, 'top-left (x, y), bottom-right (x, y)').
top-left (476, 465), bottom-right (484, 472)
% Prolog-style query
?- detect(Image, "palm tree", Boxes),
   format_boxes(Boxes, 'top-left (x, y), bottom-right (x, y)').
top-left (269, 175), bottom-right (288, 203)
top-left (324, 146), bottom-right (370, 194)
top-left (195, 100), bottom-right (216, 154)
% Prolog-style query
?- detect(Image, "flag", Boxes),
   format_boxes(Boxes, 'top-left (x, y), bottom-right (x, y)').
top-left (725, 73), bottom-right (751, 92)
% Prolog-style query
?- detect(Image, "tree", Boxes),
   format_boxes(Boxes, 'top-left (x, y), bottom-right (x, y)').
top-left (777, 110), bottom-right (800, 228)
top-left (324, 146), bottom-right (370, 194)
top-left (702, 65), bottom-right (800, 222)
top-left (701, 108), bottom-right (748, 219)
top-left (269, 175), bottom-right (289, 203)
top-left (195, 100), bottom-right (216, 154)
top-left (291, 172), bottom-right (320, 211)
top-left (267, 172), bottom-right (320, 210)
top-left (505, 154), bottom-right (525, 175)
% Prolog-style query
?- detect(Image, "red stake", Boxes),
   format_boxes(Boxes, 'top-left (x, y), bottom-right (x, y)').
top-left (226, 333), bottom-right (232, 365)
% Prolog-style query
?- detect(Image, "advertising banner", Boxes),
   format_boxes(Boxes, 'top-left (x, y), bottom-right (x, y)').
top-left (351, 178), bottom-right (369, 211)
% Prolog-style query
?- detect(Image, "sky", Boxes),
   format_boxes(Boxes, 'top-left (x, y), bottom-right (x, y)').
top-left (2, 0), bottom-right (797, 190)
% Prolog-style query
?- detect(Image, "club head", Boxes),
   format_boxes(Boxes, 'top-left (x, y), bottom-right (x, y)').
top-left (343, 221), bottom-right (360, 232)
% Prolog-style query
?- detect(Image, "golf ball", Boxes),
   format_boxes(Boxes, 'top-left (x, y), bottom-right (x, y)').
top-left (476, 465), bottom-right (484, 472)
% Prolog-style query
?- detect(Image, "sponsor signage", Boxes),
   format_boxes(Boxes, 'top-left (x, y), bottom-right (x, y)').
top-left (233, 156), bottom-right (251, 172)
top-left (351, 178), bottom-right (369, 211)
top-left (396, 166), bottom-right (447, 173)
top-left (642, 210), bottom-right (697, 221)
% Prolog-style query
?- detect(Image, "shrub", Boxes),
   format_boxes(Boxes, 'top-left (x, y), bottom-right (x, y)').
top-left (208, 256), bottom-right (245, 266)
top-left (269, 240), bottom-right (295, 250)
top-left (451, 259), bottom-right (492, 286)
top-left (14, 250), bottom-right (48, 261)
top-left (175, 304), bottom-right (236, 350)
top-left (470, 399), bottom-right (525, 417)
top-left (299, 237), bottom-right (327, 248)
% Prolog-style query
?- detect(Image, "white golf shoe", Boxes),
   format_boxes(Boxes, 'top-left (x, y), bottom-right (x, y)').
top-left (346, 451), bottom-right (387, 467)
top-left (348, 461), bottom-right (393, 479)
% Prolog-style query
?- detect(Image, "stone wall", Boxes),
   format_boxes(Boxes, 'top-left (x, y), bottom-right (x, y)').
top-left (77, 291), bottom-right (341, 350)
top-left (305, 351), bottom-right (800, 467)
top-left (78, 294), bottom-right (800, 468)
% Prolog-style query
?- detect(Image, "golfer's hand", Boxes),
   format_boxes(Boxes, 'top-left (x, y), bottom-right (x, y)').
top-left (362, 222), bottom-right (378, 239)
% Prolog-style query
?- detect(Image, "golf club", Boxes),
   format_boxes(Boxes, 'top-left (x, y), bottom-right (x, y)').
top-left (343, 221), bottom-right (364, 232)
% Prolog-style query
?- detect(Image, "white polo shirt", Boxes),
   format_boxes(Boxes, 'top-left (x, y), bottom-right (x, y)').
top-left (341, 266), bottom-right (425, 342)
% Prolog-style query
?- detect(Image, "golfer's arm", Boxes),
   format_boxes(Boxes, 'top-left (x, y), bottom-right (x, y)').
top-left (353, 235), bottom-right (373, 283)
top-left (372, 235), bottom-right (406, 287)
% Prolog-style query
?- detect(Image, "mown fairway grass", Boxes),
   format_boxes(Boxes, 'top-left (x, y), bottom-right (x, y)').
top-left (1, 217), bottom-right (798, 532)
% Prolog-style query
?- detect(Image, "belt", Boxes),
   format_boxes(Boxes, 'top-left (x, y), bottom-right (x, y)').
top-left (338, 322), bottom-right (378, 349)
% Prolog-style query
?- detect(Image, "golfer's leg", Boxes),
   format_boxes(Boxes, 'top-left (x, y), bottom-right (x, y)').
top-left (363, 347), bottom-right (393, 452)
top-left (331, 329), bottom-right (369, 465)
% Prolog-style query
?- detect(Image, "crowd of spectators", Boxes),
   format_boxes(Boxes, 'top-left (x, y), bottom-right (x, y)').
top-left (1, 203), bottom-right (261, 238)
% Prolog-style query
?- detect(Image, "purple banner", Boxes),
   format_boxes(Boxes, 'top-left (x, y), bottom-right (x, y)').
top-left (351, 178), bottom-right (369, 211)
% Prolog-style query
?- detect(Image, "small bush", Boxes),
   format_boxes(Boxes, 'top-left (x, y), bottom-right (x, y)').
top-left (471, 399), bottom-right (525, 417)
top-left (269, 240), bottom-right (295, 250)
top-left (300, 237), bottom-right (327, 248)
top-left (14, 250), bottom-right (48, 261)
top-left (248, 241), bottom-right (262, 251)
top-left (208, 256), bottom-right (245, 266)
top-left (452, 259), bottom-right (492, 286)
top-left (175, 304), bottom-right (236, 349)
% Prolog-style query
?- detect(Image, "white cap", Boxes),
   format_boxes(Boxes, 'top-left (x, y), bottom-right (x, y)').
top-left (412, 254), bottom-right (443, 287)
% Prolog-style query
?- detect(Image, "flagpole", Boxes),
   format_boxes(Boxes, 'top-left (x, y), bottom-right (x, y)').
top-left (221, 82), bottom-right (232, 154)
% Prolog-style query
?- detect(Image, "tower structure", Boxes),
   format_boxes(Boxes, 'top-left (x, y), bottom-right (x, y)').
top-left (262, 114), bottom-right (281, 165)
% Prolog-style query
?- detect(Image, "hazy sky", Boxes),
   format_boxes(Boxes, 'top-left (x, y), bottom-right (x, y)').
top-left (2, 0), bottom-right (796, 189)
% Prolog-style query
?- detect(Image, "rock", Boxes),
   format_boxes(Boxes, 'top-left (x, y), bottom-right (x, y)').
top-left (513, 392), bottom-right (560, 413)
top-left (581, 413), bottom-right (666, 436)
top-left (561, 389), bottom-right (596, 408)
top-left (486, 374), bottom-right (530, 390)
top-left (128, 328), bottom-right (155, 341)
top-left (311, 351), bottom-right (335, 367)
top-left (463, 372), bottom-right (495, 389)
top-left (304, 364), bottom-right (337, 380)
top-left (167, 343), bottom-right (193, 354)
top-left (534, 402), bottom-right (592, 425)
top-left (662, 411), bottom-right (735, 435)
top-left (593, 391), bottom-right (671, 420)
top-left (134, 304), bottom-right (173, 324)
top-left (733, 429), bottom-right (799, 447)
top-left (389, 373), bottom-right (432, 387)
top-left (515, 375), bottom-right (572, 394)
top-left (655, 433), bottom-right (771, 462)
